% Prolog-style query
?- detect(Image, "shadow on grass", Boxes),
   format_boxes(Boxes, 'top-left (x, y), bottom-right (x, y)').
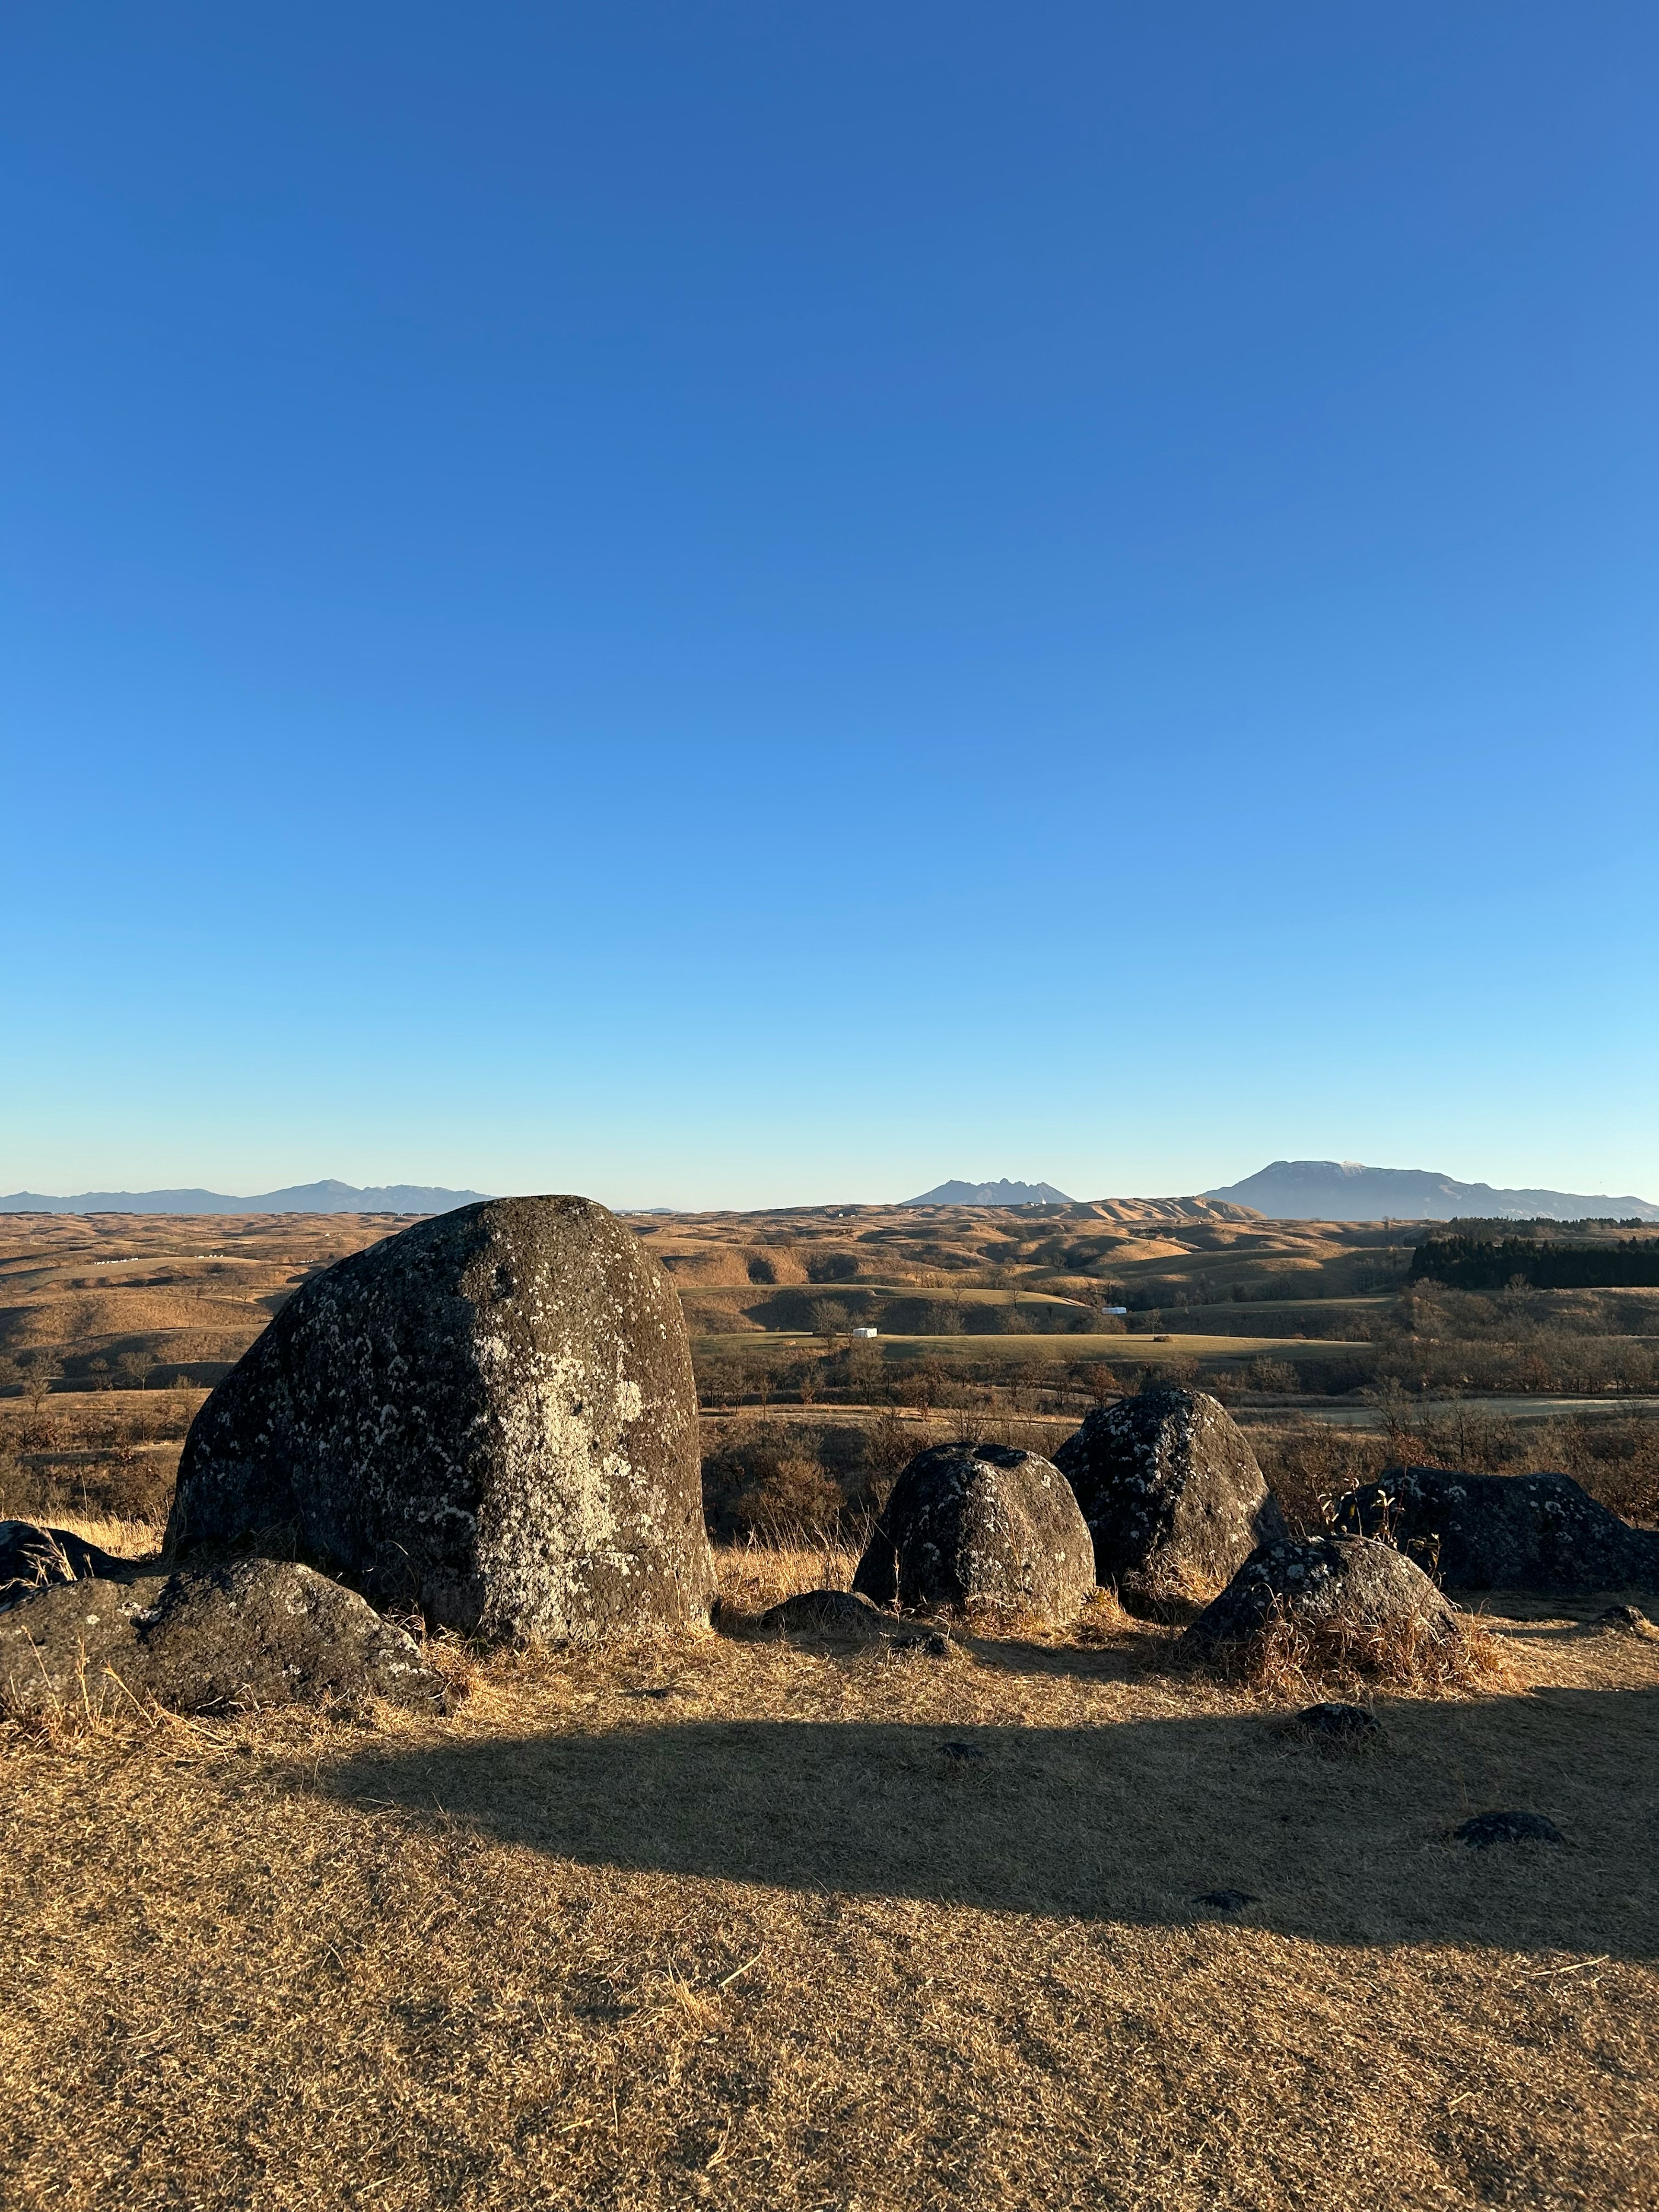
top-left (318, 1684), bottom-right (1659, 1959)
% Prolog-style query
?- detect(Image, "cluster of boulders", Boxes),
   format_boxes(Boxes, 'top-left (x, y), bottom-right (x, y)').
top-left (5, 1187), bottom-right (1656, 1720)
top-left (807, 1385), bottom-right (1659, 1665)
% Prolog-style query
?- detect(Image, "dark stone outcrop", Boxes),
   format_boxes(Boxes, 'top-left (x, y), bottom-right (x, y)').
top-left (0, 1559), bottom-right (445, 1716)
top-left (1183, 1535), bottom-right (1462, 1656)
top-left (166, 1195), bottom-right (715, 1642)
top-left (1334, 1465), bottom-right (1659, 1593)
top-left (1, 1520), bottom-right (145, 1612)
top-left (1053, 1389), bottom-right (1287, 1600)
top-left (852, 1443), bottom-right (1095, 1621)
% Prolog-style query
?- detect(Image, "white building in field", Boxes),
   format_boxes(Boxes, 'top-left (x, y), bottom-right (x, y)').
top-left (852, 1325), bottom-right (879, 1338)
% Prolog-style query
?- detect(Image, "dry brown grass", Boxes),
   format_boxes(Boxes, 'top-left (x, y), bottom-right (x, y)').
top-left (1183, 1601), bottom-right (1519, 1703)
top-left (5, 1540), bottom-right (1659, 2210)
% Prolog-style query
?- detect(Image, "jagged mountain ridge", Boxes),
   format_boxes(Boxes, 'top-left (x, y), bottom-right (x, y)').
top-left (904, 1178), bottom-right (1071, 1207)
top-left (1205, 1159), bottom-right (1659, 1224)
top-left (0, 1179), bottom-right (491, 1216)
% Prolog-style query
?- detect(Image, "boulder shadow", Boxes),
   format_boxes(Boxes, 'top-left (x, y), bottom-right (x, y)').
top-left (319, 1683), bottom-right (1659, 1960)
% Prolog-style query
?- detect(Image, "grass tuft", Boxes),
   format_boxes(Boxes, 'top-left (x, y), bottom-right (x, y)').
top-left (1185, 1599), bottom-right (1516, 1703)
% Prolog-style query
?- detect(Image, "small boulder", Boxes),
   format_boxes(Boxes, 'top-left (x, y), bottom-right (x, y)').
top-left (1, 1520), bottom-right (144, 1613)
top-left (0, 1559), bottom-right (445, 1716)
top-left (887, 1630), bottom-right (956, 1659)
top-left (166, 1195), bottom-right (715, 1642)
top-left (1053, 1389), bottom-right (1287, 1602)
top-left (1292, 1700), bottom-right (1382, 1746)
top-left (852, 1443), bottom-right (1095, 1622)
top-left (1334, 1465), bottom-right (1659, 1593)
top-left (1183, 1534), bottom-right (1463, 1659)
top-left (139, 1560), bottom-right (447, 1711)
top-left (1456, 1810), bottom-right (1564, 1850)
top-left (759, 1589), bottom-right (885, 1634)
top-left (1592, 1602), bottom-right (1655, 1637)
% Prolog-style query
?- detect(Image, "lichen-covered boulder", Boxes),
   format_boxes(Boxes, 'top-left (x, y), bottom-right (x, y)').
top-left (852, 1443), bottom-right (1095, 1622)
top-left (1053, 1389), bottom-right (1287, 1600)
top-left (1182, 1534), bottom-right (1462, 1657)
top-left (1, 1520), bottom-right (144, 1613)
top-left (0, 1559), bottom-right (445, 1715)
top-left (1334, 1465), bottom-right (1659, 1592)
top-left (166, 1195), bottom-right (715, 1641)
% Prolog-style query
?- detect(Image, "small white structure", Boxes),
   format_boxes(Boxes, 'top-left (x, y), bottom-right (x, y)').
top-left (852, 1325), bottom-right (879, 1339)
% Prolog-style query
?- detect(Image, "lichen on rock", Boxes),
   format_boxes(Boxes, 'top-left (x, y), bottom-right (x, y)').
top-left (1053, 1388), bottom-right (1287, 1602)
top-left (166, 1195), bottom-right (715, 1642)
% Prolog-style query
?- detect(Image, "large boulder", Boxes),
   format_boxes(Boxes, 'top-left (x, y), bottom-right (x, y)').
top-left (166, 1196), bottom-right (715, 1642)
top-left (0, 1558), bottom-right (445, 1716)
top-left (1334, 1465), bottom-right (1659, 1592)
top-left (1182, 1534), bottom-right (1463, 1658)
top-left (852, 1443), bottom-right (1095, 1622)
top-left (1053, 1389), bottom-right (1287, 1601)
top-left (1, 1520), bottom-right (143, 1612)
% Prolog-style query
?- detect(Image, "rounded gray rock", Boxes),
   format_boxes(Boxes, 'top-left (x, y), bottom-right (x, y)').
top-left (1053, 1388), bottom-right (1287, 1600)
top-left (166, 1196), bottom-right (715, 1641)
top-left (1182, 1534), bottom-right (1462, 1655)
top-left (852, 1442), bottom-right (1095, 1622)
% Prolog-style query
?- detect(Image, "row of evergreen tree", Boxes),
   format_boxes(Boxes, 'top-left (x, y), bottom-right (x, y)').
top-left (1411, 1236), bottom-right (1659, 1290)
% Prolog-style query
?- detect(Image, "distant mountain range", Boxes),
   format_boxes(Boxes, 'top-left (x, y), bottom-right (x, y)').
top-left (904, 1178), bottom-right (1071, 1207)
top-left (1205, 1160), bottom-right (1659, 1224)
top-left (0, 1178), bottom-right (491, 1216)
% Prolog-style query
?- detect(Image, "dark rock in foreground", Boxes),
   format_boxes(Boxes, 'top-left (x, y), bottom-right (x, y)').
top-left (852, 1443), bottom-right (1095, 1621)
top-left (1053, 1389), bottom-right (1286, 1602)
top-left (1334, 1465), bottom-right (1659, 1593)
top-left (1, 1520), bottom-right (146, 1613)
top-left (167, 1195), bottom-right (715, 1642)
top-left (1183, 1535), bottom-right (1462, 1656)
top-left (0, 1558), bottom-right (445, 1716)
top-left (1456, 1810), bottom-right (1564, 1850)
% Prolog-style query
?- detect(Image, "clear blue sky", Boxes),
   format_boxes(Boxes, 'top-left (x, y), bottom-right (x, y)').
top-left (3, 4), bottom-right (1655, 1207)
